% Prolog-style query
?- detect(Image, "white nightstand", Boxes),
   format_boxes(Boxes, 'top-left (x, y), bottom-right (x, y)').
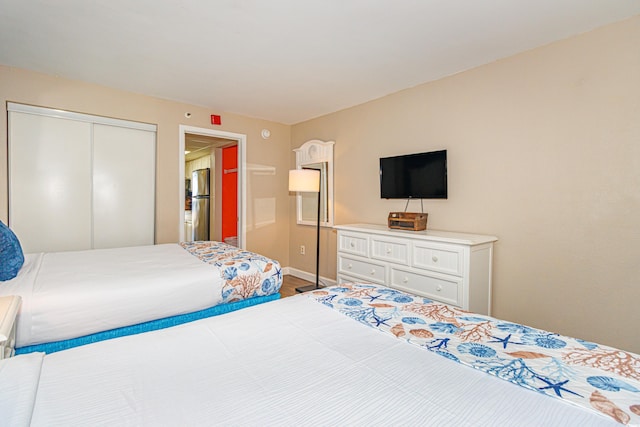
top-left (0, 295), bottom-right (21, 359)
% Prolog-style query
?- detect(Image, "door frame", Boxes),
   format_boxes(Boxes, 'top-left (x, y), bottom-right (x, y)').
top-left (178, 125), bottom-right (246, 248)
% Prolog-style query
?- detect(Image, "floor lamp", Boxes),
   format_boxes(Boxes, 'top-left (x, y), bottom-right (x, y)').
top-left (289, 169), bottom-right (321, 293)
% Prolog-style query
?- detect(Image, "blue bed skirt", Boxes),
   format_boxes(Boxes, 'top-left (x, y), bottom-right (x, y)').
top-left (15, 293), bottom-right (280, 355)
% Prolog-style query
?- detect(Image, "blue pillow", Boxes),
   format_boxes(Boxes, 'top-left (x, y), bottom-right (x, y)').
top-left (0, 220), bottom-right (24, 281)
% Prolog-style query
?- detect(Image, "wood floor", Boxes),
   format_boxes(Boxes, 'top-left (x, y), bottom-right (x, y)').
top-left (280, 275), bottom-right (313, 298)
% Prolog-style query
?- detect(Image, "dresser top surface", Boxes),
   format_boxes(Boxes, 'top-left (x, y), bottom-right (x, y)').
top-left (334, 223), bottom-right (498, 245)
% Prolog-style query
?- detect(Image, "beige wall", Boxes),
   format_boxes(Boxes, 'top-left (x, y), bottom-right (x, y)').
top-left (0, 66), bottom-right (292, 264)
top-left (290, 17), bottom-right (640, 353)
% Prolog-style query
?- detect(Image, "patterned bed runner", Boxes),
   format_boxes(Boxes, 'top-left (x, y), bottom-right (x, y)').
top-left (180, 241), bottom-right (282, 303)
top-left (310, 283), bottom-right (640, 426)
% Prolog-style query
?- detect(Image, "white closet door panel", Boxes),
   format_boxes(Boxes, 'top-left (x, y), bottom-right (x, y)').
top-left (9, 112), bottom-right (92, 253)
top-left (92, 124), bottom-right (155, 249)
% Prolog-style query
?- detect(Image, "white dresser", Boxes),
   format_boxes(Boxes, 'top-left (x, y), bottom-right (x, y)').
top-left (335, 224), bottom-right (497, 315)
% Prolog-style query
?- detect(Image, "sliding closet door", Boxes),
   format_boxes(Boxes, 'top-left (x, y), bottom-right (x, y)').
top-left (9, 112), bottom-right (93, 253)
top-left (93, 124), bottom-right (155, 249)
top-left (8, 103), bottom-right (156, 253)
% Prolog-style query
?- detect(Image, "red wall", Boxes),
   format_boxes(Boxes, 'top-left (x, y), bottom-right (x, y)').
top-left (221, 145), bottom-right (237, 241)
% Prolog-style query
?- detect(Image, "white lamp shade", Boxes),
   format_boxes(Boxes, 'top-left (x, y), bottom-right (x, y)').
top-left (289, 169), bottom-right (320, 192)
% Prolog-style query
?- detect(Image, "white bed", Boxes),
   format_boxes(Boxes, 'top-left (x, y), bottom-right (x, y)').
top-left (0, 242), bottom-right (281, 350)
top-left (1, 284), bottom-right (636, 426)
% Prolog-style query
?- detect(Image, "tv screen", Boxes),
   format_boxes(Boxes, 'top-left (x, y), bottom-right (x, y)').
top-left (380, 150), bottom-right (447, 199)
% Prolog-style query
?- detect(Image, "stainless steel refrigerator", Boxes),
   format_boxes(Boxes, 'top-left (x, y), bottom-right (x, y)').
top-left (191, 168), bottom-right (210, 241)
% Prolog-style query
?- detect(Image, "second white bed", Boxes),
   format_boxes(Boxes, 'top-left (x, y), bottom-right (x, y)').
top-left (1, 292), bottom-right (621, 426)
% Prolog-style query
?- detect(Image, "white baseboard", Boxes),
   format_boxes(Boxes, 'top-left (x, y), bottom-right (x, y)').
top-left (283, 267), bottom-right (336, 288)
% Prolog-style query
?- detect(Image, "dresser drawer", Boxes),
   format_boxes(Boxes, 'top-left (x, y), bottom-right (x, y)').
top-left (338, 255), bottom-right (386, 284)
top-left (338, 232), bottom-right (369, 257)
top-left (337, 273), bottom-right (366, 285)
top-left (390, 268), bottom-right (461, 307)
top-left (412, 241), bottom-right (464, 276)
top-left (370, 235), bottom-right (410, 265)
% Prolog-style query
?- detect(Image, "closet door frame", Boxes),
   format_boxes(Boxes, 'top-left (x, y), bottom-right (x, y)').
top-left (7, 102), bottom-right (157, 253)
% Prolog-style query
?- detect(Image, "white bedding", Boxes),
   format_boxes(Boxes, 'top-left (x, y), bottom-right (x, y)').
top-left (0, 353), bottom-right (43, 426)
top-left (0, 244), bottom-right (219, 347)
top-left (2, 295), bottom-right (618, 426)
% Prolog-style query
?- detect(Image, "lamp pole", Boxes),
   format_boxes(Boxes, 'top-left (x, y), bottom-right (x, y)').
top-left (315, 187), bottom-right (320, 289)
top-left (289, 168), bottom-right (321, 293)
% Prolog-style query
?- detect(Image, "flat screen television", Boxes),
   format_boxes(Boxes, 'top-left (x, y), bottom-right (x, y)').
top-left (379, 150), bottom-right (447, 199)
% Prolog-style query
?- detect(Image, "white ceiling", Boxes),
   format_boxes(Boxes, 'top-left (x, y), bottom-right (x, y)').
top-left (1, 1), bottom-right (638, 125)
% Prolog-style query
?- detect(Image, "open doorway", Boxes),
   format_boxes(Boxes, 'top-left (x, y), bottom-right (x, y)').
top-left (178, 125), bottom-right (246, 248)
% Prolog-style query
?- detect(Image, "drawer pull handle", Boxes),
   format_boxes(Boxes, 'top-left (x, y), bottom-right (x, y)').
top-left (432, 256), bottom-right (439, 263)
top-left (347, 263), bottom-right (353, 269)
top-left (403, 277), bottom-right (408, 283)
top-left (350, 242), bottom-right (355, 248)
top-left (436, 285), bottom-right (443, 292)
top-left (386, 248), bottom-right (392, 254)
top-left (370, 269), bottom-right (376, 275)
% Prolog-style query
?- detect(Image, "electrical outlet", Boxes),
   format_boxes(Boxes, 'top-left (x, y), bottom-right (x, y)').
top-left (300, 245), bottom-right (305, 255)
